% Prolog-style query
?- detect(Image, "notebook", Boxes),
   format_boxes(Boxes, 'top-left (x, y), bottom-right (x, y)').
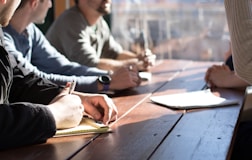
top-left (54, 117), bottom-right (112, 137)
top-left (150, 89), bottom-right (239, 110)
top-left (238, 86), bottom-right (252, 122)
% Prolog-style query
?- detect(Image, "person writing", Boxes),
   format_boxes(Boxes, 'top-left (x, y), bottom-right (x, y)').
top-left (224, 0), bottom-right (252, 159)
top-left (0, 0), bottom-right (117, 150)
top-left (46, 0), bottom-right (156, 72)
top-left (3, 0), bottom-right (141, 94)
top-left (204, 45), bottom-right (249, 89)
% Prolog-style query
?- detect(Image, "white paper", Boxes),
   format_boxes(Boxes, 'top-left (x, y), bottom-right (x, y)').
top-left (150, 89), bottom-right (239, 109)
top-left (139, 72), bottom-right (152, 81)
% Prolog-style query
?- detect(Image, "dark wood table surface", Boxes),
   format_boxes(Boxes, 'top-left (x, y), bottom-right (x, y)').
top-left (0, 59), bottom-right (245, 160)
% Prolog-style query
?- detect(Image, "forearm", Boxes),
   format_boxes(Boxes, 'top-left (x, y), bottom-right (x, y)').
top-left (116, 50), bottom-right (137, 60)
top-left (0, 103), bottom-right (56, 150)
top-left (10, 67), bottom-right (62, 104)
top-left (227, 73), bottom-right (250, 88)
top-left (97, 58), bottom-right (124, 71)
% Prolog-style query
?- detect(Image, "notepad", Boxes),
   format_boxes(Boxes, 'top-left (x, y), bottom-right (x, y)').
top-left (150, 89), bottom-right (239, 109)
top-left (139, 72), bottom-right (152, 81)
top-left (54, 117), bottom-right (112, 137)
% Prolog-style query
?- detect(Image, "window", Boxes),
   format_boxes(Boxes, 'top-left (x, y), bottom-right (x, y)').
top-left (111, 0), bottom-right (229, 61)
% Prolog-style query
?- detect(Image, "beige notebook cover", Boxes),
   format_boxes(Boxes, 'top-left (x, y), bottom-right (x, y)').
top-left (150, 89), bottom-right (239, 109)
top-left (54, 117), bottom-right (111, 137)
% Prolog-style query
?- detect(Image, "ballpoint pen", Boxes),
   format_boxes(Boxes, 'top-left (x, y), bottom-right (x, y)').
top-left (68, 80), bottom-right (76, 94)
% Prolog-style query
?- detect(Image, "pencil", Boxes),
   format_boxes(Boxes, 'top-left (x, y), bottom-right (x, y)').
top-left (68, 80), bottom-right (76, 94)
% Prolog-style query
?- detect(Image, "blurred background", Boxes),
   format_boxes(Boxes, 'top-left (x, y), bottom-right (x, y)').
top-left (111, 0), bottom-right (229, 62)
top-left (41, 0), bottom-right (229, 62)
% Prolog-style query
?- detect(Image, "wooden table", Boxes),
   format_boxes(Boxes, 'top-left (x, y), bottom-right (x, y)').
top-left (0, 59), bottom-right (244, 160)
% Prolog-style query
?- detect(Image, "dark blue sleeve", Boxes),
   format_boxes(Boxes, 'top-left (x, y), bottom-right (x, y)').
top-left (225, 55), bottom-right (234, 71)
top-left (3, 24), bottom-right (108, 93)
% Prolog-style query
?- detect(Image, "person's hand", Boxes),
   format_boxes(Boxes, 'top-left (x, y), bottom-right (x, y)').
top-left (109, 65), bottom-right (141, 90)
top-left (74, 92), bottom-right (118, 125)
top-left (48, 82), bottom-right (84, 129)
top-left (205, 64), bottom-right (234, 88)
top-left (137, 49), bottom-right (156, 71)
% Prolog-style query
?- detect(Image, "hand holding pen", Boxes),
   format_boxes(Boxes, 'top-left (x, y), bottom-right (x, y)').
top-left (61, 79), bottom-right (118, 125)
top-left (137, 30), bottom-right (156, 71)
top-left (48, 80), bottom-right (84, 129)
top-left (137, 49), bottom-right (156, 71)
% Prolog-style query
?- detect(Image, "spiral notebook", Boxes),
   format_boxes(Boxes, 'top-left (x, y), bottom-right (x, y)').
top-left (150, 89), bottom-right (239, 110)
top-left (54, 117), bottom-right (111, 137)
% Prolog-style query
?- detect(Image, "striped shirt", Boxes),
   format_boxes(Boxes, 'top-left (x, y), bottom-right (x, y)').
top-left (225, 0), bottom-right (252, 84)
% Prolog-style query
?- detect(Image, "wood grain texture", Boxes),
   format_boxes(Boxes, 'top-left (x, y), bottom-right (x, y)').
top-left (0, 60), bottom-right (243, 160)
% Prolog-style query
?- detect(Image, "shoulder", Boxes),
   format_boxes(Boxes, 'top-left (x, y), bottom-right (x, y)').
top-left (3, 25), bottom-right (23, 42)
top-left (27, 23), bottom-right (45, 39)
top-left (55, 6), bottom-right (86, 26)
top-left (26, 23), bottom-right (42, 34)
top-left (3, 25), bottom-right (19, 39)
top-left (99, 17), bottom-right (110, 30)
top-left (47, 6), bottom-right (89, 35)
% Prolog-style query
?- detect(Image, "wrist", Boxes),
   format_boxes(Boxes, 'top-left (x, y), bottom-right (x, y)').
top-left (107, 70), bottom-right (114, 76)
top-left (97, 75), bottom-right (111, 92)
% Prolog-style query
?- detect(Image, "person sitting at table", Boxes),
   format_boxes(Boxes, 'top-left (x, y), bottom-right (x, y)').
top-left (3, 0), bottom-right (141, 94)
top-left (225, 0), bottom-right (252, 159)
top-left (204, 44), bottom-right (249, 89)
top-left (0, 0), bottom-right (118, 150)
top-left (46, 0), bottom-right (156, 72)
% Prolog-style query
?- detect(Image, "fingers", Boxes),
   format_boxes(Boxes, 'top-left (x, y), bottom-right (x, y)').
top-left (127, 64), bottom-right (141, 86)
top-left (60, 81), bottom-right (74, 95)
top-left (204, 68), bottom-right (211, 82)
top-left (128, 65), bottom-right (134, 71)
top-left (131, 71), bottom-right (142, 86)
top-left (48, 94), bottom-right (84, 129)
top-left (83, 95), bottom-right (118, 125)
top-left (128, 64), bottom-right (137, 72)
top-left (145, 54), bottom-right (156, 65)
top-left (110, 66), bottom-right (141, 90)
top-left (49, 82), bottom-right (73, 104)
top-left (205, 64), bottom-right (231, 88)
top-left (85, 102), bottom-right (103, 120)
top-left (205, 66), bottom-right (217, 88)
top-left (80, 104), bottom-right (85, 114)
top-left (142, 54), bottom-right (156, 70)
top-left (101, 97), bottom-right (118, 125)
top-left (137, 50), bottom-right (156, 71)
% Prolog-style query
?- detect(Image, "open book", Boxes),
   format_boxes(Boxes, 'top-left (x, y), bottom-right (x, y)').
top-left (150, 89), bottom-right (239, 109)
top-left (54, 117), bottom-right (111, 137)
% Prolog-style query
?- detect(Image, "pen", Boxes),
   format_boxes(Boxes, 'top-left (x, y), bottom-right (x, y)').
top-left (68, 80), bottom-right (76, 94)
top-left (139, 30), bottom-right (149, 56)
